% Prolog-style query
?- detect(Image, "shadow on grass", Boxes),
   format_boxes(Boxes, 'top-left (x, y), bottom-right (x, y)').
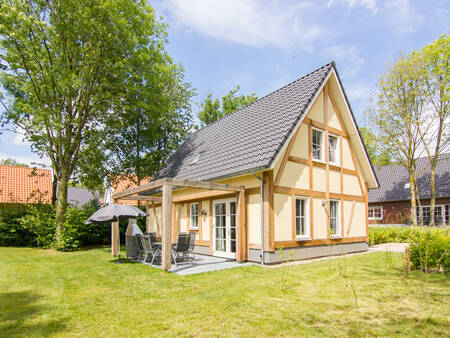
top-left (0, 291), bottom-right (67, 336)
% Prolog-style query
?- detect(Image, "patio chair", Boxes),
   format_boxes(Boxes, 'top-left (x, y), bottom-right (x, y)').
top-left (141, 235), bottom-right (161, 266)
top-left (188, 232), bottom-right (196, 260)
top-left (172, 233), bottom-right (191, 266)
top-left (134, 234), bottom-right (146, 262)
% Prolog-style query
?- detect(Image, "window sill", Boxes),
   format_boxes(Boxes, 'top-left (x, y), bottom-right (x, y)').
top-left (330, 235), bottom-right (343, 239)
top-left (296, 237), bottom-right (311, 241)
top-left (312, 159), bottom-right (325, 164)
top-left (189, 228), bottom-right (199, 232)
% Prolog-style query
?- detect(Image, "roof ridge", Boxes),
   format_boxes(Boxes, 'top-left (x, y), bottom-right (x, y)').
top-left (190, 61), bottom-right (335, 137)
top-left (0, 164), bottom-right (51, 171)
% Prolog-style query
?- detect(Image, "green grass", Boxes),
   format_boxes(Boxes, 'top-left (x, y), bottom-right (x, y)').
top-left (1, 247), bottom-right (449, 337)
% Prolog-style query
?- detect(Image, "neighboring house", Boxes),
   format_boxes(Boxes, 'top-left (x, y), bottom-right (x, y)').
top-left (369, 154), bottom-right (450, 226)
top-left (117, 62), bottom-right (378, 264)
top-left (0, 165), bottom-right (52, 204)
top-left (67, 187), bottom-right (100, 207)
top-left (103, 176), bottom-right (151, 206)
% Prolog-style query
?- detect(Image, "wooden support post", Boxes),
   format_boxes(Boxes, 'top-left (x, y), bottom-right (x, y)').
top-left (146, 203), bottom-right (151, 233)
top-left (263, 171), bottom-right (274, 251)
top-left (405, 247), bottom-right (410, 274)
top-left (236, 190), bottom-right (246, 262)
top-left (111, 221), bottom-right (119, 256)
top-left (152, 201), bottom-right (160, 237)
top-left (161, 181), bottom-right (172, 271)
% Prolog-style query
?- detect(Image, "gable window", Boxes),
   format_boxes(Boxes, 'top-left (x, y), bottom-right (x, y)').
top-left (329, 200), bottom-right (341, 237)
top-left (295, 197), bottom-right (310, 239)
top-left (190, 203), bottom-right (199, 229)
top-left (328, 134), bottom-right (339, 164)
top-left (312, 128), bottom-right (324, 161)
top-left (368, 206), bottom-right (383, 220)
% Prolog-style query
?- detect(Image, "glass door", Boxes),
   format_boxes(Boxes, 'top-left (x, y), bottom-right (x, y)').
top-left (213, 198), bottom-right (237, 259)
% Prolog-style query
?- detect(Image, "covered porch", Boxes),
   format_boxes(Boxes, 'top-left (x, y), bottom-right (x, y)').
top-left (112, 177), bottom-right (246, 271)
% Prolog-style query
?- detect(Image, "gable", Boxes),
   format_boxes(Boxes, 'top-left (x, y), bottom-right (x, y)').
top-left (270, 69), bottom-right (378, 189)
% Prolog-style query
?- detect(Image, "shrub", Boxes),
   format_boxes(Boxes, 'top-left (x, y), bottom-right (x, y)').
top-left (369, 227), bottom-right (425, 245)
top-left (409, 229), bottom-right (449, 273)
top-left (19, 204), bottom-right (57, 247)
top-left (0, 203), bottom-right (35, 246)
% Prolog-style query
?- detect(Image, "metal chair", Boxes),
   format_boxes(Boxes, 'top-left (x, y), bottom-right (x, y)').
top-left (188, 232), bottom-right (196, 260)
top-left (134, 234), bottom-right (146, 262)
top-left (141, 235), bottom-right (161, 266)
top-left (172, 233), bottom-right (191, 266)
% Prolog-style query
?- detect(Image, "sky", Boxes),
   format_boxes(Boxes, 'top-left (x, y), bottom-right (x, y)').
top-left (0, 0), bottom-right (448, 166)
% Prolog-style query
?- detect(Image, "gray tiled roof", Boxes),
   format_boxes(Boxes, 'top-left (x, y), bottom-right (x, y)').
top-left (369, 154), bottom-right (450, 203)
top-left (67, 187), bottom-right (99, 206)
top-left (154, 62), bottom-right (334, 181)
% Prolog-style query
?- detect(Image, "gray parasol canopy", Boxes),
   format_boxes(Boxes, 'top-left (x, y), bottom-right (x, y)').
top-left (85, 204), bottom-right (148, 224)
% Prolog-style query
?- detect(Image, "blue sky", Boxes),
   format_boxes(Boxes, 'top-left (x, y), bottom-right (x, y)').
top-left (0, 0), bottom-right (448, 166)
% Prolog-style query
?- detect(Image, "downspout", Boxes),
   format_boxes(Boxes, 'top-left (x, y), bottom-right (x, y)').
top-left (252, 170), bottom-right (264, 265)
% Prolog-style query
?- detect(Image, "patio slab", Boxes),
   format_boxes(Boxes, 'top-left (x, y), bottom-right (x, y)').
top-left (146, 254), bottom-right (253, 275)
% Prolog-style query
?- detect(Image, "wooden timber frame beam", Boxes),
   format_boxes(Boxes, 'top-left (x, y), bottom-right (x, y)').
top-left (112, 177), bottom-right (245, 271)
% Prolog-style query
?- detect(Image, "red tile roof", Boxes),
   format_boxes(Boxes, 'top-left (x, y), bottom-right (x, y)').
top-left (0, 165), bottom-right (52, 204)
top-left (112, 176), bottom-right (150, 206)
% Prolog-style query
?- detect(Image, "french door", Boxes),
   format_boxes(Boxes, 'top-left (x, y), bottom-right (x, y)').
top-left (213, 198), bottom-right (237, 259)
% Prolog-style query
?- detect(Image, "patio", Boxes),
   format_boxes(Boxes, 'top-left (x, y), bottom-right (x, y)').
top-left (146, 254), bottom-right (253, 275)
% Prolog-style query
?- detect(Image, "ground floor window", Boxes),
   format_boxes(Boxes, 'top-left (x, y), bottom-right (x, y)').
top-left (368, 206), bottom-right (383, 220)
top-left (190, 203), bottom-right (199, 229)
top-left (295, 196), bottom-right (310, 239)
top-left (329, 200), bottom-right (341, 237)
top-left (416, 205), bottom-right (447, 226)
top-left (446, 205), bottom-right (450, 224)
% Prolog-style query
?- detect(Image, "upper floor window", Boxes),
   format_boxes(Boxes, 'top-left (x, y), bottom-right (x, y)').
top-left (190, 203), bottom-right (199, 229)
top-left (295, 196), bottom-right (310, 239)
top-left (329, 200), bottom-right (341, 237)
top-left (328, 134), bottom-right (339, 164)
top-left (368, 206), bottom-right (383, 220)
top-left (312, 128), bottom-right (324, 161)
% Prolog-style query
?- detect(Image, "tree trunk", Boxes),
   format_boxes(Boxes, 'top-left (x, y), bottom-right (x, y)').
top-left (429, 164), bottom-right (436, 226)
top-left (409, 172), bottom-right (418, 226)
top-left (415, 182), bottom-right (423, 226)
top-left (55, 169), bottom-right (69, 241)
top-left (51, 173), bottom-right (58, 205)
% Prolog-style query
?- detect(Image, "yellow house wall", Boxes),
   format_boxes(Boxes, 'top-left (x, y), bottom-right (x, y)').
top-left (342, 138), bottom-right (355, 170)
top-left (312, 167), bottom-right (326, 192)
top-left (343, 173), bottom-right (362, 196)
top-left (343, 201), bottom-right (366, 237)
top-left (290, 124), bottom-right (309, 159)
top-left (312, 198), bottom-right (327, 239)
top-left (325, 94), bottom-right (342, 130)
top-left (248, 193), bottom-right (262, 246)
top-left (308, 91), bottom-right (324, 123)
top-left (329, 170), bottom-right (340, 193)
top-left (274, 193), bottom-right (292, 241)
top-left (278, 162), bottom-right (309, 189)
top-left (200, 200), bottom-right (210, 241)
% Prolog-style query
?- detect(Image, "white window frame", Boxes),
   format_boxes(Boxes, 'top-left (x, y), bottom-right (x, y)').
top-left (329, 199), bottom-right (341, 238)
top-left (368, 206), bottom-right (383, 220)
top-left (328, 133), bottom-right (339, 165)
top-left (190, 203), bottom-right (199, 229)
top-left (295, 196), bottom-right (310, 240)
top-left (312, 127), bottom-right (324, 162)
top-left (445, 205), bottom-right (450, 225)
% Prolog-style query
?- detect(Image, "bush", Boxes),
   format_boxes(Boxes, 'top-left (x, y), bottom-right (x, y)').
top-left (0, 204), bottom-right (35, 246)
top-left (369, 227), bottom-right (424, 245)
top-left (409, 229), bottom-right (449, 273)
top-left (19, 204), bottom-right (56, 247)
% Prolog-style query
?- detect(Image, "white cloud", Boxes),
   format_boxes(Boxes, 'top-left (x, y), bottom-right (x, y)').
top-left (327, 0), bottom-right (378, 13)
top-left (160, 0), bottom-right (324, 49)
top-left (382, 0), bottom-right (424, 36)
top-left (324, 45), bottom-right (365, 77)
top-left (346, 83), bottom-right (373, 102)
top-left (0, 153), bottom-right (51, 167)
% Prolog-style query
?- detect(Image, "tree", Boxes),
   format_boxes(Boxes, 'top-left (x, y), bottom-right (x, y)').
top-left (198, 86), bottom-right (258, 126)
top-left (372, 54), bottom-right (427, 226)
top-left (0, 0), bottom-right (187, 240)
top-left (359, 127), bottom-right (391, 167)
top-left (0, 157), bottom-right (28, 167)
top-left (413, 35), bottom-right (449, 226)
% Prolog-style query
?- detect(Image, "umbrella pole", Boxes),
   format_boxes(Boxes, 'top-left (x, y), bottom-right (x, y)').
top-left (115, 222), bottom-right (122, 264)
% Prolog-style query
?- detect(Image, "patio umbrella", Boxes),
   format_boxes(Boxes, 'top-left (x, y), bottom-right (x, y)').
top-left (86, 204), bottom-right (148, 263)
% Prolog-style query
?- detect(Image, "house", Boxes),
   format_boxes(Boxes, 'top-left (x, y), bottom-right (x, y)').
top-left (0, 165), bottom-right (52, 204)
top-left (67, 187), bottom-right (100, 207)
top-left (113, 62), bottom-right (379, 269)
top-left (369, 154), bottom-right (450, 226)
top-left (103, 176), bottom-right (151, 206)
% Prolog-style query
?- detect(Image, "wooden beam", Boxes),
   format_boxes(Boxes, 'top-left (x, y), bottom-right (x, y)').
top-left (309, 123), bottom-right (313, 191)
top-left (263, 171), bottom-right (274, 251)
top-left (111, 221), bottom-right (119, 256)
top-left (303, 117), bottom-right (348, 138)
top-left (170, 178), bottom-right (244, 192)
top-left (121, 196), bottom-right (161, 202)
top-left (209, 199), bottom-right (213, 255)
top-left (161, 181), bottom-right (172, 271)
top-left (288, 155), bottom-right (309, 166)
top-left (274, 126), bottom-right (301, 185)
top-left (274, 185), bottom-right (326, 199)
top-left (145, 203), bottom-right (151, 233)
top-left (113, 178), bottom-right (166, 200)
top-left (236, 190), bottom-right (246, 262)
top-left (172, 190), bottom-right (234, 203)
top-left (171, 202), bottom-right (177, 243)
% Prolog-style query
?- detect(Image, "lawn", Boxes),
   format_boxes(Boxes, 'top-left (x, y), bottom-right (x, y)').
top-left (1, 247), bottom-right (449, 337)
